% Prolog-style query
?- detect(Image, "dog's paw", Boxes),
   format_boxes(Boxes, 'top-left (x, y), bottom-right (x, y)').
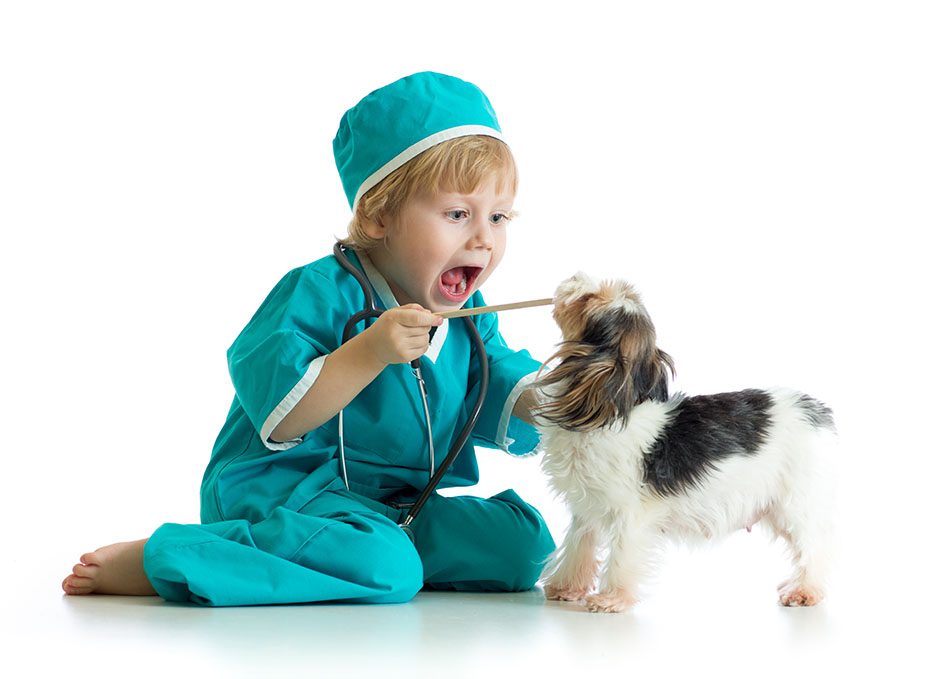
top-left (544, 583), bottom-right (590, 602)
top-left (585, 590), bottom-right (637, 613)
top-left (778, 584), bottom-right (824, 607)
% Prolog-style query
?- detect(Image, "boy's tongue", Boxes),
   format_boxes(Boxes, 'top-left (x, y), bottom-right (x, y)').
top-left (440, 267), bottom-right (469, 298)
top-left (441, 267), bottom-right (465, 286)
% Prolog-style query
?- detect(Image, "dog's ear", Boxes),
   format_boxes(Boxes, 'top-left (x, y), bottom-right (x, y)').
top-left (614, 311), bottom-right (675, 406)
top-left (535, 303), bottom-right (676, 431)
top-left (534, 344), bottom-right (634, 432)
top-left (630, 347), bottom-right (675, 405)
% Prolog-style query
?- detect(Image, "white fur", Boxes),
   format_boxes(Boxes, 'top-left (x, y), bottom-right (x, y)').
top-left (539, 387), bottom-right (836, 613)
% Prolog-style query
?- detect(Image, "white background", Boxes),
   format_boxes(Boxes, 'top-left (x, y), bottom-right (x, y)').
top-left (2, 1), bottom-right (948, 676)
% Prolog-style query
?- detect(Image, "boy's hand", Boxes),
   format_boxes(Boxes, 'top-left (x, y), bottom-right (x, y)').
top-left (365, 304), bottom-right (443, 366)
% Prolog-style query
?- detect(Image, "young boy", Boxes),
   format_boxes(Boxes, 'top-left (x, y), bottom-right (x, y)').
top-left (63, 71), bottom-right (555, 606)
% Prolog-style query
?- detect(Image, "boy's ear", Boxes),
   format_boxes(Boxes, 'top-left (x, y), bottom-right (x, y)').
top-left (362, 213), bottom-right (389, 240)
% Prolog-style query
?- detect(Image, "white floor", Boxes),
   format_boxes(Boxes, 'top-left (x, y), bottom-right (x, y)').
top-left (7, 411), bottom-right (949, 678)
top-left (8, 516), bottom-right (944, 679)
top-left (7, 375), bottom-right (948, 678)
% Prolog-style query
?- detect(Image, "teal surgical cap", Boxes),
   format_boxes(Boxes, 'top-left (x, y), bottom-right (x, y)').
top-left (333, 71), bottom-right (505, 211)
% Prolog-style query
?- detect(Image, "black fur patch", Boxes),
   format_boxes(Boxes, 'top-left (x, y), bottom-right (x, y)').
top-left (582, 306), bottom-right (642, 347)
top-left (644, 389), bottom-right (774, 496)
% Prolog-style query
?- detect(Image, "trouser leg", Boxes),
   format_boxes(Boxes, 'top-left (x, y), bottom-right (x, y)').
top-left (143, 489), bottom-right (423, 606)
top-left (406, 489), bottom-right (556, 592)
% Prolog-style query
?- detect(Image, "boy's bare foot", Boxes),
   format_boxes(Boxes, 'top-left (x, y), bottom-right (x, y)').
top-left (62, 539), bottom-right (157, 596)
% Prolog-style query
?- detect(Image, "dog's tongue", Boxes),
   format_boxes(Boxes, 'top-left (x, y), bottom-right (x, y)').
top-left (441, 267), bottom-right (465, 286)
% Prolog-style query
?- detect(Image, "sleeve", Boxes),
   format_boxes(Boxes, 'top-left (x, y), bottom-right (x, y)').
top-left (225, 266), bottom-right (343, 451)
top-left (466, 292), bottom-right (545, 456)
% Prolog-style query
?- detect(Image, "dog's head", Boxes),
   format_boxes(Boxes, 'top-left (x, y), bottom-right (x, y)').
top-left (534, 272), bottom-right (675, 432)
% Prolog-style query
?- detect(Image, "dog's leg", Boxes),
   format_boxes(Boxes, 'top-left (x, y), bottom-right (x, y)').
top-left (766, 485), bottom-right (834, 607)
top-left (586, 511), bottom-right (651, 613)
top-left (542, 516), bottom-right (600, 602)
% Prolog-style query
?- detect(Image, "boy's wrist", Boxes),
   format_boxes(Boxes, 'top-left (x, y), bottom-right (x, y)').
top-left (513, 387), bottom-right (539, 426)
top-left (351, 327), bottom-right (390, 373)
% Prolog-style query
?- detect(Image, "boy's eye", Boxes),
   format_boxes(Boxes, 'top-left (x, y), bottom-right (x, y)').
top-left (445, 209), bottom-right (510, 223)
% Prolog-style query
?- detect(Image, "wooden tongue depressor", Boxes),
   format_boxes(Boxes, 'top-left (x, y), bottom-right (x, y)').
top-left (436, 297), bottom-right (555, 319)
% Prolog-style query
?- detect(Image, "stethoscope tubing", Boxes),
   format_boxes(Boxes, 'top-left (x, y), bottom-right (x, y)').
top-left (332, 242), bottom-right (488, 535)
top-left (400, 314), bottom-right (487, 530)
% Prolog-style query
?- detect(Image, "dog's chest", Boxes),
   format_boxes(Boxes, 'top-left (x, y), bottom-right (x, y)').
top-left (540, 428), bottom-right (644, 507)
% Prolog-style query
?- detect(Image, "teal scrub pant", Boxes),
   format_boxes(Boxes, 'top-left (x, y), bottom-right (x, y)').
top-left (143, 487), bottom-right (555, 606)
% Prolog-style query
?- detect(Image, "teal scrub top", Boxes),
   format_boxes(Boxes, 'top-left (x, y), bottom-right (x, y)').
top-left (199, 247), bottom-right (542, 524)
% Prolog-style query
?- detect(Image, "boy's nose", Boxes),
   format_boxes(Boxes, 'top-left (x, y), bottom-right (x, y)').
top-left (469, 217), bottom-right (494, 249)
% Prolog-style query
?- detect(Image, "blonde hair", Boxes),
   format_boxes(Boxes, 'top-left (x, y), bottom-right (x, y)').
top-left (342, 135), bottom-right (518, 250)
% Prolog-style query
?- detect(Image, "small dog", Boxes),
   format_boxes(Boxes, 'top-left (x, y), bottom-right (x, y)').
top-left (534, 273), bottom-right (836, 613)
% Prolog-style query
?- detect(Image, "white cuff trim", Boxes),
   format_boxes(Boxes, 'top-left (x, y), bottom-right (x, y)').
top-left (495, 371), bottom-right (539, 454)
top-left (261, 355), bottom-right (327, 451)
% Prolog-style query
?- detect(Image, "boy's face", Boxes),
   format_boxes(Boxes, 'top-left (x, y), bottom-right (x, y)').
top-left (365, 181), bottom-right (514, 311)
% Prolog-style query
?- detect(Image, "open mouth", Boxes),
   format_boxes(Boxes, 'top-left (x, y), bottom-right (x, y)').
top-left (438, 266), bottom-right (483, 303)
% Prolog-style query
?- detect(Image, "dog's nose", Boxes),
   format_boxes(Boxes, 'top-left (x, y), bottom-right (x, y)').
top-left (565, 271), bottom-right (596, 291)
top-left (554, 272), bottom-right (597, 307)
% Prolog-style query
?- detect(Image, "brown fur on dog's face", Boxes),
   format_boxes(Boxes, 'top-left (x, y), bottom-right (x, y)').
top-left (536, 273), bottom-right (675, 432)
top-left (552, 273), bottom-right (647, 341)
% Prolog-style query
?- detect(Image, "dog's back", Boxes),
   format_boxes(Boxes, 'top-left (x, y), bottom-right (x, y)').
top-left (636, 387), bottom-right (836, 545)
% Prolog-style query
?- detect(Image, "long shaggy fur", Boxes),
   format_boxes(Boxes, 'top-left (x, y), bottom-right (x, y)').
top-left (535, 273), bottom-right (836, 613)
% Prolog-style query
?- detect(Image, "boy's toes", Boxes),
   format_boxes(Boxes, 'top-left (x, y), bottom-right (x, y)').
top-left (62, 575), bottom-right (95, 595)
top-left (80, 551), bottom-right (101, 566)
top-left (72, 563), bottom-right (98, 578)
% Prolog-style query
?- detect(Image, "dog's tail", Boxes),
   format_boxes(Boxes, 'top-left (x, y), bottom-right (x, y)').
top-left (792, 392), bottom-right (837, 434)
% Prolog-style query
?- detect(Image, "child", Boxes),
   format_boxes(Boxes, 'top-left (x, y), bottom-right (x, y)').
top-left (62, 71), bottom-right (556, 606)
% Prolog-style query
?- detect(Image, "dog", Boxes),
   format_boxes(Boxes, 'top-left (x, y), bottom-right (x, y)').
top-left (534, 272), bottom-right (836, 613)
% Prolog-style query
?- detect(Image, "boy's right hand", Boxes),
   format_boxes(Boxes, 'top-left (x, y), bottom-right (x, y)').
top-left (364, 304), bottom-right (443, 366)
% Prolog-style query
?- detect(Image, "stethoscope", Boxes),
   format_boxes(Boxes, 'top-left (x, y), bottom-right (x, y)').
top-left (332, 242), bottom-right (488, 539)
